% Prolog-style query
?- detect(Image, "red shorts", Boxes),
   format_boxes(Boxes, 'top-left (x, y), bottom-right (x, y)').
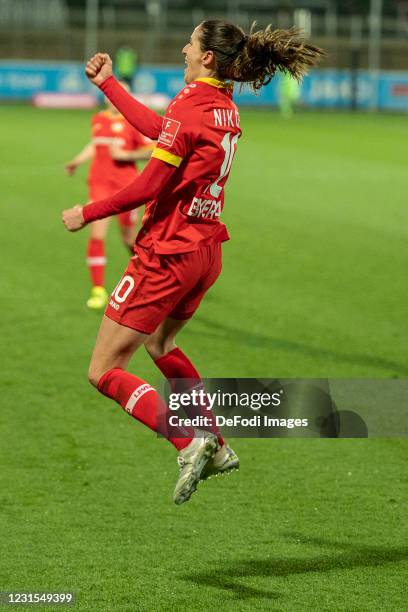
top-left (89, 182), bottom-right (137, 227)
top-left (105, 242), bottom-right (222, 334)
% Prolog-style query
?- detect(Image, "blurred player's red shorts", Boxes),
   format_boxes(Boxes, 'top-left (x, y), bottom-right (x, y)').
top-left (104, 242), bottom-right (222, 334)
top-left (89, 182), bottom-right (136, 227)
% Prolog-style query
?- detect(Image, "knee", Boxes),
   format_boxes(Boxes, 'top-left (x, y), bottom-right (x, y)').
top-left (90, 227), bottom-right (105, 241)
top-left (145, 336), bottom-right (175, 361)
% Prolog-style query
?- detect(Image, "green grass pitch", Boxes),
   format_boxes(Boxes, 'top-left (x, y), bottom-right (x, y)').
top-left (0, 105), bottom-right (407, 611)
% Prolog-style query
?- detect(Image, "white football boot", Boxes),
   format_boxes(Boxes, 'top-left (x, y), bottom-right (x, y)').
top-left (200, 444), bottom-right (240, 481)
top-left (173, 431), bottom-right (218, 505)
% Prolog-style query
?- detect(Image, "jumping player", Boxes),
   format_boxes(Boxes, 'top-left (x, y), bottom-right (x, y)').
top-left (65, 86), bottom-right (154, 309)
top-left (62, 22), bottom-right (324, 504)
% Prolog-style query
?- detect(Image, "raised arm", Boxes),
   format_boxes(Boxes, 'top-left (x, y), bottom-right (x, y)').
top-left (62, 157), bottom-right (177, 231)
top-left (85, 53), bottom-right (162, 140)
top-left (100, 77), bottom-right (162, 140)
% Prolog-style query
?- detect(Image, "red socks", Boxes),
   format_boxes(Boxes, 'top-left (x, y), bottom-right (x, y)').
top-left (155, 348), bottom-right (225, 446)
top-left (97, 368), bottom-right (193, 451)
top-left (87, 238), bottom-right (106, 287)
top-left (155, 348), bottom-right (200, 381)
top-left (95, 350), bottom-right (224, 450)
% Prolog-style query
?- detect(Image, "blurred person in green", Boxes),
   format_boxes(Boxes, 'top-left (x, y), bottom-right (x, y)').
top-left (115, 45), bottom-right (138, 87)
top-left (279, 70), bottom-right (301, 118)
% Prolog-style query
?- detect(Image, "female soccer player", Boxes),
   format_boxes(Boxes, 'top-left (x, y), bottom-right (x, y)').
top-left (65, 86), bottom-right (153, 309)
top-left (62, 21), bottom-right (323, 504)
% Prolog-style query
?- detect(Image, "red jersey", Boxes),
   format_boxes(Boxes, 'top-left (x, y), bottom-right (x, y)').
top-left (137, 78), bottom-right (242, 254)
top-left (89, 110), bottom-right (149, 187)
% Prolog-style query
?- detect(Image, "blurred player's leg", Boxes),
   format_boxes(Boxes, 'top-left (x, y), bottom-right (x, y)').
top-left (280, 95), bottom-right (293, 119)
top-left (87, 218), bottom-right (110, 309)
top-left (117, 210), bottom-right (138, 254)
top-left (279, 73), bottom-right (300, 119)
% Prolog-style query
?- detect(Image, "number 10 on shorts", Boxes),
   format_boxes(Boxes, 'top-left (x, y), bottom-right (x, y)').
top-left (111, 275), bottom-right (135, 307)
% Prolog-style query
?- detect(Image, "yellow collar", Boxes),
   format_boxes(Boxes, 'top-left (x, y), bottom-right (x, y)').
top-left (195, 77), bottom-right (228, 89)
top-left (102, 110), bottom-right (123, 119)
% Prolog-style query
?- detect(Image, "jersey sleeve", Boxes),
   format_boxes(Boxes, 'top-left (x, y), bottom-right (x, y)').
top-left (82, 157), bottom-right (177, 223)
top-left (99, 76), bottom-right (162, 140)
top-left (151, 97), bottom-right (200, 168)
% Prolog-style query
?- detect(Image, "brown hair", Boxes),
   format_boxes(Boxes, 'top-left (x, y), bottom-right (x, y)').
top-left (199, 20), bottom-right (325, 92)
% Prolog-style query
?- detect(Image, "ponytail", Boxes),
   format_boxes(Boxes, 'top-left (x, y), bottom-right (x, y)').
top-left (200, 21), bottom-right (325, 92)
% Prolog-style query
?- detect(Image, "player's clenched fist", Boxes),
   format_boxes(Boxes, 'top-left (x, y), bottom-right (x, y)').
top-left (85, 53), bottom-right (113, 86)
top-left (62, 205), bottom-right (85, 232)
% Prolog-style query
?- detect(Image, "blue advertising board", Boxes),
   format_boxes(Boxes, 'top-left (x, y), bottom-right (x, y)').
top-left (377, 72), bottom-right (408, 111)
top-left (0, 60), bottom-right (407, 111)
top-left (0, 60), bottom-right (92, 98)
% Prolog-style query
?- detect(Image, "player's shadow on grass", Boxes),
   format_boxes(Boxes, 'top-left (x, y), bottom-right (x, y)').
top-left (181, 535), bottom-right (408, 600)
top-left (192, 315), bottom-right (408, 376)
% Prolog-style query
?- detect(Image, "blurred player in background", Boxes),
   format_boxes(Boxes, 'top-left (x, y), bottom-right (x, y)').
top-left (279, 70), bottom-right (301, 118)
top-left (115, 45), bottom-right (138, 87)
top-left (63, 23), bottom-right (324, 504)
top-left (65, 83), bottom-right (154, 309)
